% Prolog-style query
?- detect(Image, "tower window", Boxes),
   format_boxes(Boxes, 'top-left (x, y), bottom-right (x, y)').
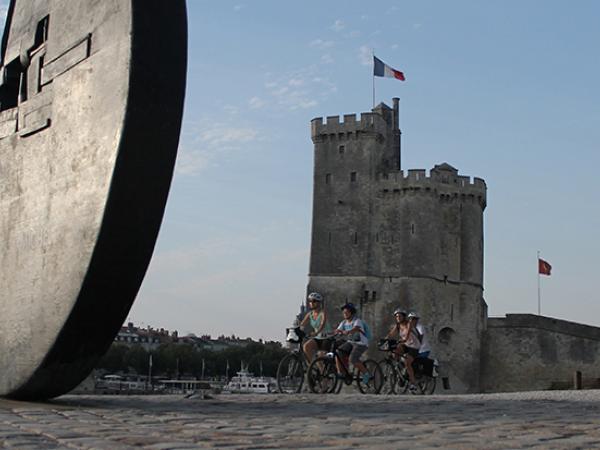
top-left (372, 291), bottom-right (377, 302)
top-left (350, 172), bottom-right (357, 182)
top-left (364, 291), bottom-right (369, 302)
top-left (328, 232), bottom-right (332, 244)
top-left (354, 232), bottom-right (358, 244)
top-left (325, 173), bottom-right (331, 184)
top-left (411, 224), bottom-right (415, 235)
top-left (339, 145), bottom-right (345, 154)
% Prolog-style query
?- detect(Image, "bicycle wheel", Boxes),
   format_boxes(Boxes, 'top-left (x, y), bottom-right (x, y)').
top-left (276, 353), bottom-right (304, 393)
top-left (396, 361), bottom-right (409, 394)
top-left (307, 356), bottom-right (338, 394)
top-left (416, 376), bottom-right (436, 395)
top-left (357, 359), bottom-right (384, 394)
top-left (379, 359), bottom-right (396, 395)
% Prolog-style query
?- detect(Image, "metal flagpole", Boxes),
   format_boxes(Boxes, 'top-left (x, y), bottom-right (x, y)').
top-left (372, 49), bottom-right (375, 108)
top-left (537, 250), bottom-right (541, 315)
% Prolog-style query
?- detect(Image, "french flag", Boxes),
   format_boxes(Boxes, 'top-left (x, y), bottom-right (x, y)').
top-left (373, 56), bottom-right (405, 81)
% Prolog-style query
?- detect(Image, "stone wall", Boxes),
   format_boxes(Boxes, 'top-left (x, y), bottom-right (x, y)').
top-left (481, 314), bottom-right (600, 392)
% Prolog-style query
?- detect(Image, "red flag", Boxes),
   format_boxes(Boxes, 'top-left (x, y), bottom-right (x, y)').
top-left (538, 258), bottom-right (552, 276)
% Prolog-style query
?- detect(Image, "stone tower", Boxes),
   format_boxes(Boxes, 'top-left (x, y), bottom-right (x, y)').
top-left (307, 99), bottom-right (487, 393)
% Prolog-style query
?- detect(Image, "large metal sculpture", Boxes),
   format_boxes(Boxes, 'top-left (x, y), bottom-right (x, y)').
top-left (0, 0), bottom-right (187, 400)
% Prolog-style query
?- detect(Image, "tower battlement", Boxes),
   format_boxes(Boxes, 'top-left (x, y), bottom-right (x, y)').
top-left (375, 165), bottom-right (487, 207)
top-left (311, 111), bottom-right (392, 141)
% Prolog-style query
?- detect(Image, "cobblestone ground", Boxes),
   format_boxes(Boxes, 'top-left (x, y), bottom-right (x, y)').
top-left (2, 390), bottom-right (600, 449)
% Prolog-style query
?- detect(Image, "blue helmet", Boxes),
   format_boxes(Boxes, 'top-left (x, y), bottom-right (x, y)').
top-left (340, 302), bottom-right (357, 314)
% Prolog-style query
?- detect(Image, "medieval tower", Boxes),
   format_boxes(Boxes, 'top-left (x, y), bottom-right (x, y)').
top-left (307, 99), bottom-right (488, 393)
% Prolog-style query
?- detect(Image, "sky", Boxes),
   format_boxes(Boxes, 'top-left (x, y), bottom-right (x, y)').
top-left (2, 1), bottom-right (600, 342)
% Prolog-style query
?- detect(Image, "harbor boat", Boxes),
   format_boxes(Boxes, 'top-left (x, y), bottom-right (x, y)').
top-left (223, 365), bottom-right (274, 394)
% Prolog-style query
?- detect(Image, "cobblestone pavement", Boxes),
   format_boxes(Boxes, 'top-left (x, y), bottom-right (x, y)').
top-left (2, 390), bottom-right (600, 449)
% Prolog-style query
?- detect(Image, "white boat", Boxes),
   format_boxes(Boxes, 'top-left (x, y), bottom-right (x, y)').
top-left (223, 365), bottom-right (273, 394)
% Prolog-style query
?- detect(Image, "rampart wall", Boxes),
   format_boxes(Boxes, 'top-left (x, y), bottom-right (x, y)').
top-left (481, 314), bottom-right (600, 392)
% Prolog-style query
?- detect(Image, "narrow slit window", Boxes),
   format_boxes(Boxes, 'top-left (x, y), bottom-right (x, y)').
top-left (350, 172), bottom-right (357, 182)
top-left (325, 173), bottom-right (331, 184)
top-left (372, 291), bottom-right (377, 302)
top-left (354, 232), bottom-right (358, 244)
top-left (339, 145), bottom-right (345, 154)
top-left (411, 224), bottom-right (415, 234)
top-left (328, 232), bottom-right (332, 244)
top-left (364, 291), bottom-right (369, 302)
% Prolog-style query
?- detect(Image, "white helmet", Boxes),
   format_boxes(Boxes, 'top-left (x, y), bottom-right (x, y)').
top-left (307, 292), bottom-right (323, 302)
top-left (408, 311), bottom-right (419, 319)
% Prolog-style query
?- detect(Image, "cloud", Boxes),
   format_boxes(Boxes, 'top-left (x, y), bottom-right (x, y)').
top-left (233, 4), bottom-right (244, 12)
top-left (391, 44), bottom-right (399, 51)
top-left (309, 39), bottom-right (334, 49)
top-left (0, 4), bottom-right (7, 23)
top-left (176, 120), bottom-right (260, 175)
top-left (288, 78), bottom-right (304, 87)
top-left (321, 54), bottom-right (334, 64)
top-left (331, 19), bottom-right (345, 32)
top-left (413, 23), bottom-right (423, 30)
top-left (358, 45), bottom-right (373, 66)
top-left (264, 67), bottom-right (337, 111)
top-left (345, 30), bottom-right (362, 38)
top-left (248, 96), bottom-right (266, 109)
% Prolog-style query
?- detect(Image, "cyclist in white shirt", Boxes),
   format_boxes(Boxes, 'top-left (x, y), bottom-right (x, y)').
top-left (408, 311), bottom-right (430, 358)
top-left (334, 302), bottom-right (371, 384)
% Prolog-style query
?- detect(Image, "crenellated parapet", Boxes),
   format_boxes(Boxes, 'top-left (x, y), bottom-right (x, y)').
top-left (311, 112), bottom-right (389, 141)
top-left (375, 164), bottom-right (486, 208)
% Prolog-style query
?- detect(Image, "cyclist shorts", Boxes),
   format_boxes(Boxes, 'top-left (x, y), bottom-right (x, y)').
top-left (339, 342), bottom-right (367, 364)
top-left (401, 345), bottom-right (419, 359)
top-left (312, 337), bottom-right (332, 351)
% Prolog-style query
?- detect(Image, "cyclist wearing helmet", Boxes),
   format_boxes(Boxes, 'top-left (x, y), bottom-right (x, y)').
top-left (408, 311), bottom-right (431, 358)
top-left (387, 308), bottom-right (419, 389)
top-left (300, 292), bottom-right (332, 361)
top-left (334, 302), bottom-right (371, 384)
top-left (386, 308), bottom-right (406, 340)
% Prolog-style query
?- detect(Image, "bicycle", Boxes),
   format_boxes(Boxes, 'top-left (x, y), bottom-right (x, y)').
top-left (306, 337), bottom-right (383, 394)
top-left (378, 339), bottom-right (438, 395)
top-left (276, 327), bottom-right (308, 393)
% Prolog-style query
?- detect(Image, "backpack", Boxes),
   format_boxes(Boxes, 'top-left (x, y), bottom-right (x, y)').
top-left (359, 320), bottom-right (372, 340)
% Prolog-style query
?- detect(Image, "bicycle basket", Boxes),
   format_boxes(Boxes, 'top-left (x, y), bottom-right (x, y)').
top-left (285, 327), bottom-right (305, 343)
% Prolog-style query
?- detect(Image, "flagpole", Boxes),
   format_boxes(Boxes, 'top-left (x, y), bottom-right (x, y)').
top-left (537, 250), bottom-right (541, 315)
top-left (372, 49), bottom-right (375, 108)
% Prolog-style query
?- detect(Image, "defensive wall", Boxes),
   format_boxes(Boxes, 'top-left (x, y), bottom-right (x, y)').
top-left (481, 314), bottom-right (600, 392)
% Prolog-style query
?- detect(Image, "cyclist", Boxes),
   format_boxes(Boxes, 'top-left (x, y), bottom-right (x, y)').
top-left (387, 308), bottom-right (420, 391)
top-left (333, 302), bottom-right (371, 384)
top-left (408, 311), bottom-right (430, 358)
top-left (299, 292), bottom-right (332, 361)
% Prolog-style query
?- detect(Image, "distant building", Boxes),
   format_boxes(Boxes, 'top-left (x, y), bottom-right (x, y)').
top-left (114, 323), bottom-right (257, 352)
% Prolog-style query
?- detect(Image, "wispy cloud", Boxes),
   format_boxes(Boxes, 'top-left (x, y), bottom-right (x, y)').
top-left (233, 4), bottom-right (244, 12)
top-left (358, 45), bottom-right (373, 66)
top-left (413, 23), bottom-right (423, 30)
top-left (345, 30), bottom-right (362, 38)
top-left (176, 120), bottom-right (260, 175)
top-left (331, 19), bottom-right (345, 32)
top-left (309, 39), bottom-right (334, 49)
top-left (264, 67), bottom-right (336, 111)
top-left (0, 3), bottom-right (7, 23)
top-left (248, 96), bottom-right (266, 109)
top-left (321, 54), bottom-right (334, 64)
top-left (391, 44), bottom-right (399, 51)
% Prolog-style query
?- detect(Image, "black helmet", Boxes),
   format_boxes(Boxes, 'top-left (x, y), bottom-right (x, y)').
top-left (340, 302), bottom-right (357, 314)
